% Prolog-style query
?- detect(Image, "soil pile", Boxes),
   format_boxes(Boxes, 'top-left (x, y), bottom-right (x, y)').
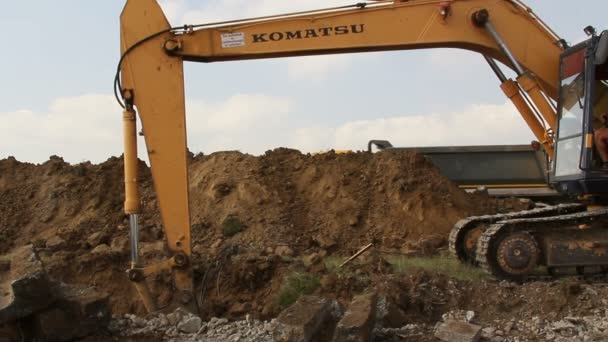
top-left (0, 149), bottom-right (499, 317)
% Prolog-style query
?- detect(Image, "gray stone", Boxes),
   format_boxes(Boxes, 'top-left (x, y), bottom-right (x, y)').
top-left (33, 283), bottom-right (110, 341)
top-left (178, 316), bottom-right (202, 333)
top-left (333, 293), bottom-right (377, 342)
top-left (167, 312), bottom-right (179, 326)
top-left (435, 320), bottom-right (482, 342)
top-left (158, 314), bottom-right (169, 327)
top-left (505, 320), bottom-right (515, 333)
top-left (273, 296), bottom-right (335, 342)
top-left (0, 245), bottom-right (56, 324)
top-left (375, 296), bottom-right (408, 328)
top-left (209, 316), bottom-right (229, 329)
top-left (482, 327), bottom-right (497, 336)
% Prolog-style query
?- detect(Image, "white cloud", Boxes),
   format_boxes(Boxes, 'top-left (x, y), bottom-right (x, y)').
top-left (158, 0), bottom-right (186, 24)
top-left (186, 93), bottom-right (292, 153)
top-left (0, 94), bottom-right (126, 164)
top-left (0, 93), bottom-right (293, 164)
top-left (289, 102), bottom-right (536, 152)
top-left (428, 48), bottom-right (481, 68)
top-left (1, 93), bottom-right (535, 164)
top-left (290, 126), bottom-right (335, 152)
top-left (287, 55), bottom-right (353, 81)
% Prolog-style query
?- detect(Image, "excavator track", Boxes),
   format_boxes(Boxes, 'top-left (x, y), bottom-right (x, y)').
top-left (449, 203), bottom-right (585, 264)
top-left (476, 208), bottom-right (608, 281)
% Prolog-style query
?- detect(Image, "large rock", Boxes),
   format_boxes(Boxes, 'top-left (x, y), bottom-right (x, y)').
top-left (273, 296), bottom-right (336, 342)
top-left (375, 296), bottom-right (408, 329)
top-left (177, 315), bottom-right (202, 334)
top-left (333, 293), bottom-right (377, 342)
top-left (435, 320), bottom-right (482, 342)
top-left (32, 283), bottom-right (110, 341)
top-left (0, 245), bottom-right (56, 324)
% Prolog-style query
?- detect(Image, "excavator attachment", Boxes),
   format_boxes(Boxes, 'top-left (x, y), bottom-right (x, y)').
top-left (120, 0), bottom-right (195, 313)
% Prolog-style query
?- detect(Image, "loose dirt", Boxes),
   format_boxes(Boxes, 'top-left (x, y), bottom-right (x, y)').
top-left (0, 149), bottom-right (524, 320)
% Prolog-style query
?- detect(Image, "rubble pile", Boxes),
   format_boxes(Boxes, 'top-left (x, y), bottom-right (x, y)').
top-left (0, 246), bottom-right (110, 341)
top-left (111, 310), bottom-right (276, 342)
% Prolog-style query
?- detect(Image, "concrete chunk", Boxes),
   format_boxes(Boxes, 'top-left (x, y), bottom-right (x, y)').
top-left (33, 283), bottom-right (110, 341)
top-left (333, 293), bottom-right (377, 342)
top-left (435, 319), bottom-right (482, 342)
top-left (273, 296), bottom-right (334, 342)
top-left (178, 316), bottom-right (203, 334)
top-left (0, 245), bottom-right (55, 324)
top-left (375, 296), bottom-right (408, 329)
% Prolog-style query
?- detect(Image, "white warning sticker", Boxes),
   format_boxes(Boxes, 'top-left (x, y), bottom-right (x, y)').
top-left (221, 32), bottom-right (246, 48)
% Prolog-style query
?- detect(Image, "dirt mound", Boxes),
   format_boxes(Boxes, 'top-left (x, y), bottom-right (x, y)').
top-left (0, 149), bottom-right (499, 316)
top-left (187, 149), bottom-right (493, 254)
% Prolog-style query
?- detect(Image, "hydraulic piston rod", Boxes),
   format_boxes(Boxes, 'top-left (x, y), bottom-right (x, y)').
top-left (123, 104), bottom-right (157, 312)
top-left (474, 9), bottom-right (558, 132)
top-left (483, 56), bottom-right (555, 158)
top-left (123, 105), bottom-right (141, 267)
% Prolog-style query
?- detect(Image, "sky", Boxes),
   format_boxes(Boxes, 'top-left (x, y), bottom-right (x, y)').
top-left (0, 0), bottom-right (606, 164)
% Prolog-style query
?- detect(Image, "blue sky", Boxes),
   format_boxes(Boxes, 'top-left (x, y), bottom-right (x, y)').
top-left (0, 0), bottom-right (607, 163)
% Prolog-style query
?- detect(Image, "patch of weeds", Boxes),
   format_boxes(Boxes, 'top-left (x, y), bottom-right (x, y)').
top-left (386, 254), bottom-right (487, 281)
top-left (222, 215), bottom-right (244, 237)
top-left (276, 272), bottom-right (320, 309)
top-left (323, 256), bottom-right (345, 273)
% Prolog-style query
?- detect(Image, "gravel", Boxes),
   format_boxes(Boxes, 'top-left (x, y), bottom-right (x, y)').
top-left (109, 310), bottom-right (275, 342)
top-left (109, 292), bottom-right (608, 342)
top-left (435, 309), bottom-right (608, 342)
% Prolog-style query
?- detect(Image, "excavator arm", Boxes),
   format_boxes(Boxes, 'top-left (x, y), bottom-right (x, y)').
top-left (119, 0), bottom-right (565, 312)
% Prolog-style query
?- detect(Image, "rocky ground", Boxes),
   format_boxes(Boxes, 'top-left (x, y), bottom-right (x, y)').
top-left (1, 149), bottom-right (604, 341)
top-left (102, 278), bottom-right (608, 342)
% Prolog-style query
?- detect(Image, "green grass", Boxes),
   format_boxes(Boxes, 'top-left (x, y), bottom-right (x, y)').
top-left (323, 256), bottom-right (345, 272)
top-left (221, 215), bottom-right (244, 237)
top-left (276, 272), bottom-right (321, 309)
top-left (386, 254), bottom-right (487, 281)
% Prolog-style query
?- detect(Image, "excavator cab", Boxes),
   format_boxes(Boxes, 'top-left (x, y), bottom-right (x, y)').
top-left (553, 30), bottom-right (608, 195)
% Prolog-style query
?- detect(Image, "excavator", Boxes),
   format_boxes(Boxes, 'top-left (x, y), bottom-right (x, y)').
top-left (117, 0), bottom-right (608, 312)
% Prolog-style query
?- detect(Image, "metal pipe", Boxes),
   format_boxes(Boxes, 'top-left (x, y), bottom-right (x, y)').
top-left (483, 21), bottom-right (526, 76)
top-left (129, 214), bottom-right (140, 267)
top-left (123, 105), bottom-right (141, 267)
top-left (485, 55), bottom-right (549, 130)
top-left (500, 80), bottom-right (555, 159)
top-left (483, 55), bottom-right (508, 83)
top-left (123, 107), bottom-right (140, 215)
top-left (475, 11), bottom-right (558, 132)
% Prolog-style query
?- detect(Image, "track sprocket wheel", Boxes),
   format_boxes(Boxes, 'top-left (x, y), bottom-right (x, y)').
top-left (494, 232), bottom-right (539, 280)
